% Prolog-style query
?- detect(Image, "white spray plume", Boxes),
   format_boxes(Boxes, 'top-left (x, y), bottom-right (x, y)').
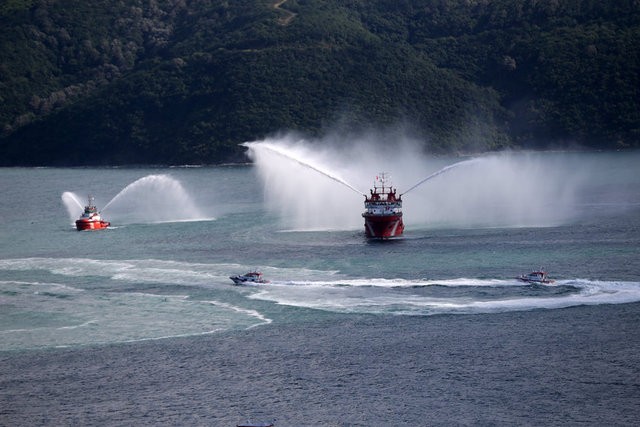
top-left (61, 191), bottom-right (85, 222)
top-left (62, 174), bottom-right (211, 225)
top-left (243, 133), bottom-right (589, 231)
top-left (243, 140), bottom-right (365, 196)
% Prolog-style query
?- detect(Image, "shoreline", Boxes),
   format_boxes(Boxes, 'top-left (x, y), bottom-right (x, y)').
top-left (2, 147), bottom-right (639, 169)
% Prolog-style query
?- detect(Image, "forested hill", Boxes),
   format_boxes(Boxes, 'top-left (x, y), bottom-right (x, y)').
top-left (1, 0), bottom-right (638, 166)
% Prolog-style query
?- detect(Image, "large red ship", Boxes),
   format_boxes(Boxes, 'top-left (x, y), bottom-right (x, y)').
top-left (362, 173), bottom-right (404, 238)
top-left (75, 195), bottom-right (110, 231)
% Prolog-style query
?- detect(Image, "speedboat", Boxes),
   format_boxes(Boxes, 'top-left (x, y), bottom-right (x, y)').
top-left (517, 269), bottom-right (555, 284)
top-left (230, 270), bottom-right (270, 285)
top-left (75, 196), bottom-right (110, 231)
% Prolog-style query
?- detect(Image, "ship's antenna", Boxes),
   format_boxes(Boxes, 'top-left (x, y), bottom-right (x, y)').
top-left (376, 172), bottom-right (390, 192)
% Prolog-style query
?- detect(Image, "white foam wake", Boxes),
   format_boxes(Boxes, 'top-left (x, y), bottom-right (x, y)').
top-left (2, 257), bottom-right (639, 328)
top-left (246, 278), bottom-right (640, 315)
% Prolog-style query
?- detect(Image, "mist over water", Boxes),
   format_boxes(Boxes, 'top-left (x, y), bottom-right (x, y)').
top-left (243, 141), bottom-right (365, 196)
top-left (406, 154), bottom-right (585, 228)
top-left (61, 174), bottom-right (212, 225)
top-left (243, 137), bottom-right (365, 230)
top-left (244, 133), bottom-right (596, 230)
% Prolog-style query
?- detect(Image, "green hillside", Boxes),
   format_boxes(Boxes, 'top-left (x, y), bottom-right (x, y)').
top-left (1, 0), bottom-right (638, 165)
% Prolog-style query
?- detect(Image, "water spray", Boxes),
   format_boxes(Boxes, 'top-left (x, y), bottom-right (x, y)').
top-left (102, 174), bottom-right (207, 222)
top-left (242, 142), bottom-right (366, 196)
top-left (400, 158), bottom-right (482, 196)
top-left (62, 174), bottom-right (210, 225)
top-left (243, 139), bottom-right (490, 234)
top-left (61, 192), bottom-right (86, 223)
top-left (62, 192), bottom-right (84, 212)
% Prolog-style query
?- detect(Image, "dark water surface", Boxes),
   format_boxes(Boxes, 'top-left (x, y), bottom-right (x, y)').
top-left (2, 304), bottom-right (640, 426)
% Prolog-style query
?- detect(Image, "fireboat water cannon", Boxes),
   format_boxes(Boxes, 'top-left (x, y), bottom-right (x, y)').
top-left (400, 158), bottom-right (482, 196)
top-left (242, 140), bottom-right (481, 239)
top-left (362, 173), bottom-right (404, 238)
top-left (75, 195), bottom-right (110, 231)
top-left (362, 159), bottom-right (481, 239)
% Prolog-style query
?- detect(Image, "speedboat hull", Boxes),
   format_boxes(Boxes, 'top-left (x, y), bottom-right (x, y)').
top-left (517, 270), bottom-right (555, 284)
top-left (518, 277), bottom-right (555, 284)
top-left (230, 271), bottom-right (269, 285)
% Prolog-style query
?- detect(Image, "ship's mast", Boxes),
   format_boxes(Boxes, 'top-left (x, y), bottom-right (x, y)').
top-left (85, 195), bottom-right (97, 213)
top-left (375, 172), bottom-right (390, 194)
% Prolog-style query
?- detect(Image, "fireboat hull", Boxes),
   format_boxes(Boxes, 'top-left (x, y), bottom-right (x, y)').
top-left (75, 219), bottom-right (110, 231)
top-left (363, 214), bottom-right (404, 238)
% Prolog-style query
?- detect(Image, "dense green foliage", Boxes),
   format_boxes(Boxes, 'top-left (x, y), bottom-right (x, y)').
top-left (1, 0), bottom-right (638, 165)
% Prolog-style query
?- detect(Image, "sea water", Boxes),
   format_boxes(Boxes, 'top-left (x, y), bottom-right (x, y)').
top-left (1, 152), bottom-right (639, 350)
top-left (1, 151), bottom-right (639, 424)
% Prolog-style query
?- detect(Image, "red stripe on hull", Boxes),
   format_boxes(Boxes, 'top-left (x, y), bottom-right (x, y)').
top-left (75, 220), bottom-right (110, 231)
top-left (363, 215), bottom-right (404, 238)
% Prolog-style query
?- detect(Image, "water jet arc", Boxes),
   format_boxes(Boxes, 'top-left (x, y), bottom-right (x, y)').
top-left (401, 158), bottom-right (481, 196)
top-left (243, 142), bottom-right (366, 196)
top-left (101, 174), bottom-right (206, 222)
top-left (62, 174), bottom-right (208, 225)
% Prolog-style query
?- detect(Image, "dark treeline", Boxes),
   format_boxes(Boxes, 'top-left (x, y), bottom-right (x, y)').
top-left (1, 0), bottom-right (638, 165)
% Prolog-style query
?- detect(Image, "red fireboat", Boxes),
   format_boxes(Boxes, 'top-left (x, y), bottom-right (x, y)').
top-left (75, 195), bottom-right (110, 231)
top-left (362, 173), bottom-right (404, 238)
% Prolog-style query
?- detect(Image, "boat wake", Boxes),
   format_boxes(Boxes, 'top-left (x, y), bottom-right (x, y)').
top-left (2, 258), bottom-right (639, 349)
top-left (247, 276), bottom-right (640, 315)
top-left (0, 258), bottom-right (274, 350)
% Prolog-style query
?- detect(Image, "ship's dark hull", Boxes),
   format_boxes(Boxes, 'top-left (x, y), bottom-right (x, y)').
top-left (363, 214), bottom-right (404, 238)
